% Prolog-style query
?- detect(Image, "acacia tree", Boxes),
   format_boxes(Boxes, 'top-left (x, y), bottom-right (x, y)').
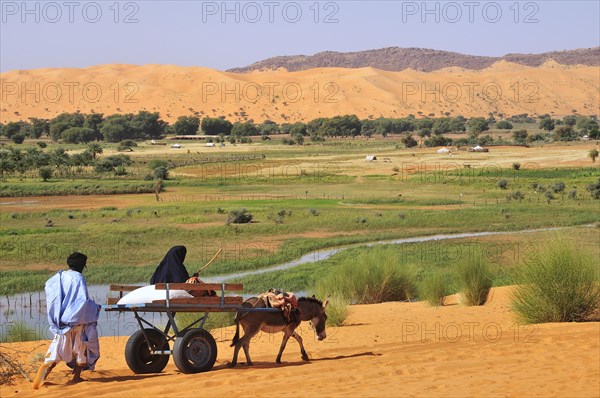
top-left (512, 129), bottom-right (528, 144)
top-left (200, 117), bottom-right (230, 135)
top-left (467, 117), bottom-right (489, 134)
top-left (539, 118), bottom-right (555, 131)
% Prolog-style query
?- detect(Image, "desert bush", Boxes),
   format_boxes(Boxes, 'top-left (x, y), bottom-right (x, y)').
top-left (456, 254), bottom-right (493, 306)
top-left (587, 178), bottom-right (600, 199)
top-left (306, 287), bottom-right (348, 326)
top-left (116, 140), bottom-right (137, 152)
top-left (552, 181), bottom-right (565, 193)
top-left (153, 166), bottom-right (169, 180)
top-left (315, 248), bottom-right (417, 304)
top-left (512, 239), bottom-right (600, 323)
top-left (226, 209), bottom-right (253, 224)
top-left (511, 191), bottom-right (525, 201)
top-left (419, 270), bottom-right (453, 306)
top-left (497, 179), bottom-right (508, 190)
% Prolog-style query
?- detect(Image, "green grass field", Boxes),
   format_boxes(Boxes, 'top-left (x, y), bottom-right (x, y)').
top-left (1, 139), bottom-right (598, 295)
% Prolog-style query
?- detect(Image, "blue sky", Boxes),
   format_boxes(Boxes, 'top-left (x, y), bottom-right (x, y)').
top-left (1, 0), bottom-right (599, 72)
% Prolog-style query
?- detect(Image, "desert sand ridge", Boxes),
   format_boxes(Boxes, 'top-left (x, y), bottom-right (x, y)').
top-left (1, 61), bottom-right (598, 124)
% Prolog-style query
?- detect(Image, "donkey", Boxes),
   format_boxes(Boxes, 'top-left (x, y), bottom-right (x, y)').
top-left (228, 295), bottom-right (329, 367)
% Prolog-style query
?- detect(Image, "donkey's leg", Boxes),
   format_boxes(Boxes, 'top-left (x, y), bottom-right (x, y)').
top-left (242, 340), bottom-right (252, 366)
top-left (229, 322), bottom-right (260, 367)
top-left (291, 331), bottom-right (309, 361)
top-left (275, 325), bottom-right (296, 364)
top-left (239, 323), bottom-right (262, 366)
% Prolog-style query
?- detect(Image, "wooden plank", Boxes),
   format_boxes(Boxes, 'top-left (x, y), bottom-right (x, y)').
top-left (106, 297), bottom-right (120, 305)
top-left (152, 296), bottom-right (243, 305)
top-left (109, 284), bottom-right (143, 292)
top-left (103, 305), bottom-right (240, 313)
top-left (154, 283), bottom-right (244, 291)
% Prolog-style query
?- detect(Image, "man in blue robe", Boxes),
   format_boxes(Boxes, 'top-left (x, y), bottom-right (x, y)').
top-left (33, 252), bottom-right (100, 389)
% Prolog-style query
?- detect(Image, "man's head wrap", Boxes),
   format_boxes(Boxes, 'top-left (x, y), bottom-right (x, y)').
top-left (67, 252), bottom-right (87, 273)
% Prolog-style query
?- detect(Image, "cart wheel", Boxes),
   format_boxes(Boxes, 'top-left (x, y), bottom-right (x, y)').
top-left (125, 329), bottom-right (170, 374)
top-left (173, 328), bottom-right (217, 374)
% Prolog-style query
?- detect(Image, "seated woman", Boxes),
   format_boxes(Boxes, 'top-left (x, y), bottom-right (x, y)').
top-left (149, 246), bottom-right (216, 297)
top-left (150, 246), bottom-right (190, 284)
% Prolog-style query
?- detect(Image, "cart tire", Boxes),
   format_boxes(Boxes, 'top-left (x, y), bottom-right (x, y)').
top-left (173, 329), bottom-right (217, 374)
top-left (125, 329), bottom-right (170, 374)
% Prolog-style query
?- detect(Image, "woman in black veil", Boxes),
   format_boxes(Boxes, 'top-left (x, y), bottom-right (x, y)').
top-left (150, 246), bottom-right (190, 284)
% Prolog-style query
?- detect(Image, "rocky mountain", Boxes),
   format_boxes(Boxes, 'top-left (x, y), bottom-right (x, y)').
top-left (227, 47), bottom-right (600, 73)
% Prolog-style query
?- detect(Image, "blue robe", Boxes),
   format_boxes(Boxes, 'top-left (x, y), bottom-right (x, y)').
top-left (46, 270), bottom-right (100, 335)
top-left (45, 270), bottom-right (100, 370)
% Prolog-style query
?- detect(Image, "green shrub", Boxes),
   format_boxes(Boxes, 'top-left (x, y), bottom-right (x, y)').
top-left (148, 159), bottom-right (168, 170)
top-left (587, 178), bottom-right (600, 199)
top-left (226, 209), bottom-right (253, 224)
top-left (39, 166), bottom-right (52, 182)
top-left (456, 254), bottom-right (493, 306)
top-left (315, 248), bottom-right (417, 304)
top-left (94, 154), bottom-right (132, 172)
top-left (308, 293), bottom-right (348, 326)
top-left (511, 190), bottom-right (525, 201)
top-left (552, 181), bottom-right (565, 193)
top-left (11, 133), bottom-right (25, 144)
top-left (153, 166), bottom-right (169, 180)
top-left (497, 179), bottom-right (508, 190)
top-left (113, 166), bottom-right (127, 176)
top-left (512, 239), bottom-right (600, 323)
top-left (419, 270), bottom-right (453, 306)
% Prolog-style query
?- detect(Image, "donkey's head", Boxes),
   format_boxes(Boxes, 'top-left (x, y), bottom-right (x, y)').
top-left (300, 295), bottom-right (330, 341)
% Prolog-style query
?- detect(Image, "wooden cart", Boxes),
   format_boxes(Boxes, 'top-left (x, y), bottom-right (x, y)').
top-left (103, 283), bottom-right (278, 374)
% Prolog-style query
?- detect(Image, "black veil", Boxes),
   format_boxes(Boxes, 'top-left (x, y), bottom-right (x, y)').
top-left (149, 246), bottom-right (190, 284)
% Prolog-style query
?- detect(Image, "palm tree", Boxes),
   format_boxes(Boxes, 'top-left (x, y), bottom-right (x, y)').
top-left (87, 143), bottom-right (103, 159)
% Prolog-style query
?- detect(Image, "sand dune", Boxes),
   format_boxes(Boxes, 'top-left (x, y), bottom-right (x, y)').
top-left (2, 286), bottom-right (599, 397)
top-left (1, 62), bottom-right (598, 124)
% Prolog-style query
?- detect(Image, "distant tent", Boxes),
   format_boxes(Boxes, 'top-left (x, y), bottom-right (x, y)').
top-left (472, 145), bottom-right (484, 152)
top-left (206, 142), bottom-right (215, 147)
top-left (365, 155), bottom-right (377, 161)
top-left (436, 147), bottom-right (450, 154)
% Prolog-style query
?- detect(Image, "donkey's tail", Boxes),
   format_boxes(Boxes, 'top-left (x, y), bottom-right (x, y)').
top-left (230, 319), bottom-right (240, 347)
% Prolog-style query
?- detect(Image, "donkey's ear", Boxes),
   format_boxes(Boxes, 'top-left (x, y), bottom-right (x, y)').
top-left (323, 295), bottom-right (331, 310)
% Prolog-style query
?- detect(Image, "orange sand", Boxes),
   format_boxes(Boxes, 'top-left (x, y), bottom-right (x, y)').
top-left (1, 286), bottom-right (599, 397)
top-left (1, 61), bottom-right (598, 124)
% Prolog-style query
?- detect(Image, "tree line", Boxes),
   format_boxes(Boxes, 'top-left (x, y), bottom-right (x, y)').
top-left (1, 111), bottom-right (598, 146)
